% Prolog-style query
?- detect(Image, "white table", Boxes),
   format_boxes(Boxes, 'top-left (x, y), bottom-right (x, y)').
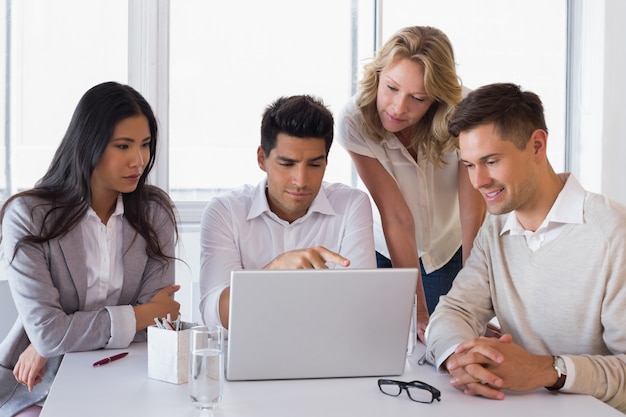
top-left (40, 343), bottom-right (622, 417)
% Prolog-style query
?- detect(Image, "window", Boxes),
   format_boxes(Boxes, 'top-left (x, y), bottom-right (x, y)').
top-left (168, 0), bottom-right (567, 222)
top-left (168, 0), bottom-right (374, 202)
top-left (381, 0), bottom-right (567, 170)
top-left (1, 0), bottom-right (567, 222)
top-left (0, 0), bottom-right (127, 200)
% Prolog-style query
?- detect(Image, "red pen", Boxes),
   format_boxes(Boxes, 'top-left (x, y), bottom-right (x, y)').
top-left (92, 352), bottom-right (129, 367)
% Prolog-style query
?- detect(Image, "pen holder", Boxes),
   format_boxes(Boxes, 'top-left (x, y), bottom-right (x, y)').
top-left (147, 322), bottom-right (193, 384)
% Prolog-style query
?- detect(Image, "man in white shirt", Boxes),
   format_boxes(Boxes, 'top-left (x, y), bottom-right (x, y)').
top-left (200, 95), bottom-right (376, 329)
top-left (425, 83), bottom-right (626, 413)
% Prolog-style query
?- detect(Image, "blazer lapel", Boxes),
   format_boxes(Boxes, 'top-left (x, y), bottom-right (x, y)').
top-left (58, 227), bottom-right (89, 309)
top-left (119, 219), bottom-right (147, 305)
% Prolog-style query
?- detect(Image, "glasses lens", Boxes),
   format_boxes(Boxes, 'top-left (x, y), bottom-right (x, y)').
top-left (406, 385), bottom-right (434, 403)
top-left (378, 381), bottom-right (402, 396)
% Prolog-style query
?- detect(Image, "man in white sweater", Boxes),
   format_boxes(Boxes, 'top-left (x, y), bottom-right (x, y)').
top-left (425, 83), bottom-right (626, 413)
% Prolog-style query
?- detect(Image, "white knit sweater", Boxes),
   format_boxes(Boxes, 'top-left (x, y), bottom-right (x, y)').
top-left (427, 189), bottom-right (626, 413)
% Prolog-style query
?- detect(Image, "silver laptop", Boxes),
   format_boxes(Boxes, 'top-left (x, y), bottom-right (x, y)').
top-left (226, 268), bottom-right (418, 381)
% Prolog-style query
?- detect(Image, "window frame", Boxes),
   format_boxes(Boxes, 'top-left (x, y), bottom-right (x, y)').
top-left (128, 0), bottom-right (574, 224)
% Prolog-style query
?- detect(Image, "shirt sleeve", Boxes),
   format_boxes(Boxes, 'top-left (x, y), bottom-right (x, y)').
top-left (199, 197), bottom-right (243, 329)
top-left (104, 305), bottom-right (136, 348)
top-left (560, 355), bottom-right (575, 391)
top-left (336, 99), bottom-right (377, 158)
top-left (336, 189), bottom-right (376, 269)
top-left (434, 344), bottom-right (458, 373)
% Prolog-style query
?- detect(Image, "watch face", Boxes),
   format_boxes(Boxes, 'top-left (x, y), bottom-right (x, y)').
top-left (555, 356), bottom-right (567, 374)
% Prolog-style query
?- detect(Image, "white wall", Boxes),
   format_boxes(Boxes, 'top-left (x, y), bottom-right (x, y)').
top-left (600, 0), bottom-right (626, 203)
top-left (577, 0), bottom-right (626, 204)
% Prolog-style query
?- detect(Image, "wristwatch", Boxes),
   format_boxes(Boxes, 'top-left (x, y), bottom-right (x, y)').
top-left (546, 355), bottom-right (567, 391)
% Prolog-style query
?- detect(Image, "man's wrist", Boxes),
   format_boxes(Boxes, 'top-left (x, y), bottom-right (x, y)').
top-left (546, 356), bottom-right (567, 391)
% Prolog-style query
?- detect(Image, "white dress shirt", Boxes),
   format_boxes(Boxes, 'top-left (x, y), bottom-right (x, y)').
top-left (199, 179), bottom-right (376, 329)
top-left (82, 194), bottom-right (135, 348)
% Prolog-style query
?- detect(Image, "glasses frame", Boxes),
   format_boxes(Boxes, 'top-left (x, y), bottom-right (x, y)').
top-left (377, 379), bottom-right (441, 404)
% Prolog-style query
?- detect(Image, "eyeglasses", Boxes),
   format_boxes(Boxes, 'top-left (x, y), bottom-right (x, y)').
top-left (377, 379), bottom-right (441, 404)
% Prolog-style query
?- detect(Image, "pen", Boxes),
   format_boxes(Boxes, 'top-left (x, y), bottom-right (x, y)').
top-left (92, 352), bottom-right (129, 367)
top-left (164, 318), bottom-right (176, 331)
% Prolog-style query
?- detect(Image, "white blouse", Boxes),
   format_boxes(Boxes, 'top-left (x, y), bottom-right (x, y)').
top-left (337, 95), bottom-right (462, 273)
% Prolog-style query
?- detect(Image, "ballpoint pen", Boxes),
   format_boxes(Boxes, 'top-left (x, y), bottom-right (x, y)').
top-left (92, 352), bottom-right (129, 367)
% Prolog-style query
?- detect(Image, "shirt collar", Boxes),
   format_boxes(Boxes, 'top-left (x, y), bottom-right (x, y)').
top-left (381, 132), bottom-right (405, 149)
top-left (501, 173), bottom-right (585, 235)
top-left (85, 194), bottom-right (125, 222)
top-left (248, 178), bottom-right (337, 222)
top-left (380, 131), bottom-right (461, 161)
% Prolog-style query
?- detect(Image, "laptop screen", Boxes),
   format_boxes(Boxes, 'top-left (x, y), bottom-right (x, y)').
top-left (226, 268), bottom-right (418, 381)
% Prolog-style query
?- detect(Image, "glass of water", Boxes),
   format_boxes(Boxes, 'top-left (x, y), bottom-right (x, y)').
top-left (189, 326), bottom-right (225, 409)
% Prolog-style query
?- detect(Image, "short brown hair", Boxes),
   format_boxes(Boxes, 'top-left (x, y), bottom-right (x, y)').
top-left (448, 83), bottom-right (548, 150)
top-left (260, 95), bottom-right (334, 158)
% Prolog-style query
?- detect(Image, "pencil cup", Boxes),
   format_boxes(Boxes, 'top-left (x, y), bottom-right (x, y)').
top-left (189, 325), bottom-right (225, 410)
top-left (147, 322), bottom-right (193, 384)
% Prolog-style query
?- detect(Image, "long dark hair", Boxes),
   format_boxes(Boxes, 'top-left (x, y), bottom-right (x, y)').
top-left (0, 81), bottom-right (177, 261)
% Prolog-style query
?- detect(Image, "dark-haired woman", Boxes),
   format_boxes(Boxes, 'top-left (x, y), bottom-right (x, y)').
top-left (0, 82), bottom-right (180, 417)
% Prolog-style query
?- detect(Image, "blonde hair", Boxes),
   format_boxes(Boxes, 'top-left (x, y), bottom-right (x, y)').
top-left (357, 26), bottom-right (462, 166)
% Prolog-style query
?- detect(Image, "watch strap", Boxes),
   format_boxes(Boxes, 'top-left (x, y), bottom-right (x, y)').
top-left (546, 356), bottom-right (567, 391)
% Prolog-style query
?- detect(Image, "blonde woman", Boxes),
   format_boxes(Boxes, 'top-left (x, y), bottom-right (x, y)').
top-left (338, 26), bottom-right (485, 344)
